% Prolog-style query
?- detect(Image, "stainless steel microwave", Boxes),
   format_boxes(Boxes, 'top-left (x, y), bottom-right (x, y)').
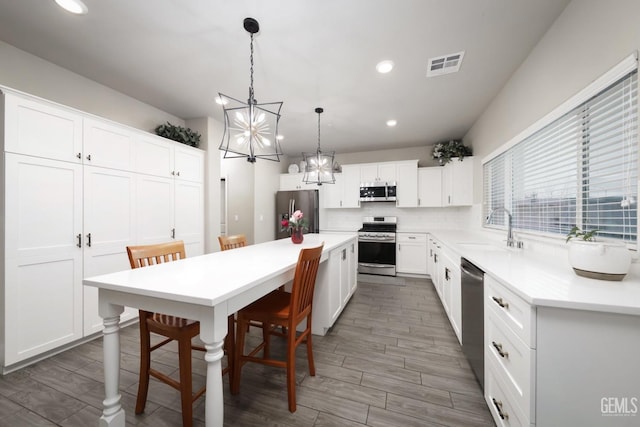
top-left (359, 182), bottom-right (397, 202)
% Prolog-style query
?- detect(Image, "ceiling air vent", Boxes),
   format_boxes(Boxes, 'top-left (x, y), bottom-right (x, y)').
top-left (427, 51), bottom-right (465, 77)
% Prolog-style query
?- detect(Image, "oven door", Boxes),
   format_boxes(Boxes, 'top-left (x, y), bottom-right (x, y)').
top-left (358, 237), bottom-right (396, 276)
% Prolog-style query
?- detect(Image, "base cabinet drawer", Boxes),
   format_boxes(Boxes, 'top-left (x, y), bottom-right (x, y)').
top-left (485, 274), bottom-right (535, 345)
top-left (485, 361), bottom-right (529, 427)
top-left (486, 312), bottom-right (535, 421)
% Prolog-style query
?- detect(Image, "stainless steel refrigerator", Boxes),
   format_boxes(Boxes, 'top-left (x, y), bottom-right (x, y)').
top-left (276, 190), bottom-right (319, 239)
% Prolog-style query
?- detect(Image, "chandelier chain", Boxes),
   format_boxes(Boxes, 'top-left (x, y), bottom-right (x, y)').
top-left (317, 111), bottom-right (322, 152)
top-left (249, 33), bottom-right (255, 102)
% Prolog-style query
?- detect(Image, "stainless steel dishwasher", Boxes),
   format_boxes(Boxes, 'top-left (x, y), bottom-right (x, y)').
top-left (461, 258), bottom-right (485, 390)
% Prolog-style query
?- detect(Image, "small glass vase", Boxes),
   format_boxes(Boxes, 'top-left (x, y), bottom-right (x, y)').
top-left (291, 228), bottom-right (304, 244)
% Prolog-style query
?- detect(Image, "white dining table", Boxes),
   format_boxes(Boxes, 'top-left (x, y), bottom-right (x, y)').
top-left (83, 233), bottom-right (353, 427)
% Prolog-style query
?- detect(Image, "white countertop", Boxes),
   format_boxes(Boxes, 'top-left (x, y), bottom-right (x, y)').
top-left (84, 233), bottom-right (356, 307)
top-left (430, 230), bottom-right (640, 315)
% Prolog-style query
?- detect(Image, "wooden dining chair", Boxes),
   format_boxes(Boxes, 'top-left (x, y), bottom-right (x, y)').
top-left (218, 234), bottom-right (247, 251)
top-left (231, 243), bottom-right (324, 412)
top-left (126, 240), bottom-right (234, 427)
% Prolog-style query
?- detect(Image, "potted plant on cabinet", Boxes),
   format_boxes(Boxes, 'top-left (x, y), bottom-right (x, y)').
top-left (432, 139), bottom-right (473, 165)
top-left (565, 226), bottom-right (631, 281)
top-left (155, 122), bottom-right (201, 147)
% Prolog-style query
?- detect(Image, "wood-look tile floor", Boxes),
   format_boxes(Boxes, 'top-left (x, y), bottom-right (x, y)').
top-left (0, 276), bottom-right (494, 426)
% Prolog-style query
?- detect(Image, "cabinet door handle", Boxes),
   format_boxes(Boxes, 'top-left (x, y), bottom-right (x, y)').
top-left (429, 249), bottom-right (433, 258)
top-left (86, 154), bottom-right (91, 161)
top-left (171, 228), bottom-right (176, 239)
top-left (418, 198), bottom-right (421, 206)
top-left (491, 398), bottom-right (509, 420)
top-left (398, 244), bottom-right (401, 251)
top-left (408, 236), bottom-right (416, 239)
top-left (445, 267), bottom-right (450, 281)
top-left (76, 153), bottom-right (82, 159)
top-left (86, 233), bottom-right (92, 247)
top-left (176, 171), bottom-right (180, 176)
top-left (77, 233), bottom-right (82, 248)
top-left (434, 253), bottom-right (438, 263)
top-left (448, 195), bottom-right (451, 204)
top-left (171, 170), bottom-right (175, 176)
top-left (492, 341), bottom-right (509, 358)
top-left (492, 296), bottom-right (509, 309)
top-left (342, 249), bottom-right (346, 260)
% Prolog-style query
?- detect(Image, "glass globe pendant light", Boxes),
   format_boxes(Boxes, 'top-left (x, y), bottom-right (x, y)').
top-left (218, 18), bottom-right (283, 163)
top-left (302, 107), bottom-right (335, 185)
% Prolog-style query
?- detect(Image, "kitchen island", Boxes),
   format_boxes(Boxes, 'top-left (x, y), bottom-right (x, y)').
top-left (83, 233), bottom-right (357, 427)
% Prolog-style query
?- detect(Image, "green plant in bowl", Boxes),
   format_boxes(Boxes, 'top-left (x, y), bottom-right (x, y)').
top-left (565, 226), bottom-right (598, 243)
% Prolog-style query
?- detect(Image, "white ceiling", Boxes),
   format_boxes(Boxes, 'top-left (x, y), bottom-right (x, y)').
top-left (0, 0), bottom-right (570, 156)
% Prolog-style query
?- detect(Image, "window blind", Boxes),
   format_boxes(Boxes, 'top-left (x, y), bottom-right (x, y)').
top-left (484, 70), bottom-right (638, 243)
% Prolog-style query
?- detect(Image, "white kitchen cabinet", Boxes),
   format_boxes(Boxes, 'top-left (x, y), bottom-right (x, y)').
top-left (320, 172), bottom-right (343, 208)
top-left (360, 162), bottom-right (396, 183)
top-left (175, 179), bottom-right (204, 256)
top-left (312, 238), bottom-right (357, 335)
top-left (396, 232), bottom-right (427, 275)
top-left (83, 166), bottom-right (138, 335)
top-left (83, 118), bottom-right (136, 172)
top-left (1, 88), bottom-right (205, 371)
top-left (441, 247), bottom-right (461, 342)
top-left (340, 164), bottom-right (361, 208)
top-left (442, 157), bottom-right (474, 206)
top-left (484, 274), bottom-right (536, 425)
top-left (3, 92), bottom-right (83, 163)
top-left (418, 167), bottom-right (443, 207)
top-left (427, 234), bottom-right (461, 343)
top-left (3, 153), bottom-right (84, 366)
top-left (279, 173), bottom-right (306, 190)
top-left (395, 160), bottom-right (419, 207)
top-left (174, 143), bottom-right (204, 183)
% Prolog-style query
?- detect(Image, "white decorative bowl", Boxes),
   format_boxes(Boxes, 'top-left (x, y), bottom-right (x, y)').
top-left (568, 240), bottom-right (631, 281)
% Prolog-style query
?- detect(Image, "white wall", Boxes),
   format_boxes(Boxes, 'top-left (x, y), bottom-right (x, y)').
top-left (464, 0), bottom-right (640, 206)
top-left (253, 160), bottom-right (281, 243)
top-left (0, 41), bottom-right (183, 131)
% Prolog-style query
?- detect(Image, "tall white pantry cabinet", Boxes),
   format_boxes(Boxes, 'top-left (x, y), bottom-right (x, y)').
top-left (0, 89), bottom-right (205, 372)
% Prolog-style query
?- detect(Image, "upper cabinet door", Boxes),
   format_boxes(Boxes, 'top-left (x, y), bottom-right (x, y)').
top-left (83, 118), bottom-right (135, 172)
top-left (442, 157), bottom-right (474, 206)
top-left (3, 92), bottom-right (82, 163)
top-left (360, 164), bottom-right (379, 183)
top-left (377, 163), bottom-right (397, 183)
top-left (174, 144), bottom-right (204, 183)
top-left (135, 134), bottom-right (174, 178)
top-left (418, 167), bottom-right (443, 207)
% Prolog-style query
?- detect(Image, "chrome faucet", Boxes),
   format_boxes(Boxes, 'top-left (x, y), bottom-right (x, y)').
top-left (487, 207), bottom-right (517, 247)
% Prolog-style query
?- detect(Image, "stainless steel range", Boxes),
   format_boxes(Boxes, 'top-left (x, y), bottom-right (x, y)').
top-left (357, 216), bottom-right (397, 276)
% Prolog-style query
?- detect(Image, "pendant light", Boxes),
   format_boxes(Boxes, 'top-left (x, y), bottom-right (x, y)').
top-left (302, 107), bottom-right (335, 185)
top-left (218, 18), bottom-right (283, 163)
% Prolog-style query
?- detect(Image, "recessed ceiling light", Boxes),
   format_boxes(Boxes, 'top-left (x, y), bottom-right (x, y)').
top-left (376, 60), bottom-right (394, 74)
top-left (54, 0), bottom-right (88, 15)
top-left (386, 119), bottom-right (397, 127)
top-left (215, 96), bottom-right (228, 105)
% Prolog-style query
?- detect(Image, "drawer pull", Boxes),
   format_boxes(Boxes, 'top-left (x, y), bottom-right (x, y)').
top-left (492, 397), bottom-right (509, 420)
top-left (445, 267), bottom-right (450, 281)
top-left (492, 296), bottom-right (509, 309)
top-left (492, 341), bottom-right (509, 358)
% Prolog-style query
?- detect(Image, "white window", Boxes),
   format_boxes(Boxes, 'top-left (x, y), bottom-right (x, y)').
top-left (484, 66), bottom-right (638, 243)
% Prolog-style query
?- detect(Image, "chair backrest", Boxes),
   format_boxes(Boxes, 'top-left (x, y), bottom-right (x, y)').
top-left (218, 234), bottom-right (247, 251)
top-left (289, 243), bottom-right (324, 325)
top-left (127, 241), bottom-right (186, 269)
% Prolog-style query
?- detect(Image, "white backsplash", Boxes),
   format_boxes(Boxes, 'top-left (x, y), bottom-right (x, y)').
top-left (320, 202), bottom-right (475, 232)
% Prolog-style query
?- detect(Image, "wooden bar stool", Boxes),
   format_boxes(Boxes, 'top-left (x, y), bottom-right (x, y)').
top-left (126, 241), bottom-right (234, 427)
top-left (231, 243), bottom-right (324, 412)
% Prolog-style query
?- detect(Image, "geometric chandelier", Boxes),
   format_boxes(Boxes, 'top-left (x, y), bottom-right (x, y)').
top-left (302, 107), bottom-right (335, 185)
top-left (218, 17), bottom-right (283, 163)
